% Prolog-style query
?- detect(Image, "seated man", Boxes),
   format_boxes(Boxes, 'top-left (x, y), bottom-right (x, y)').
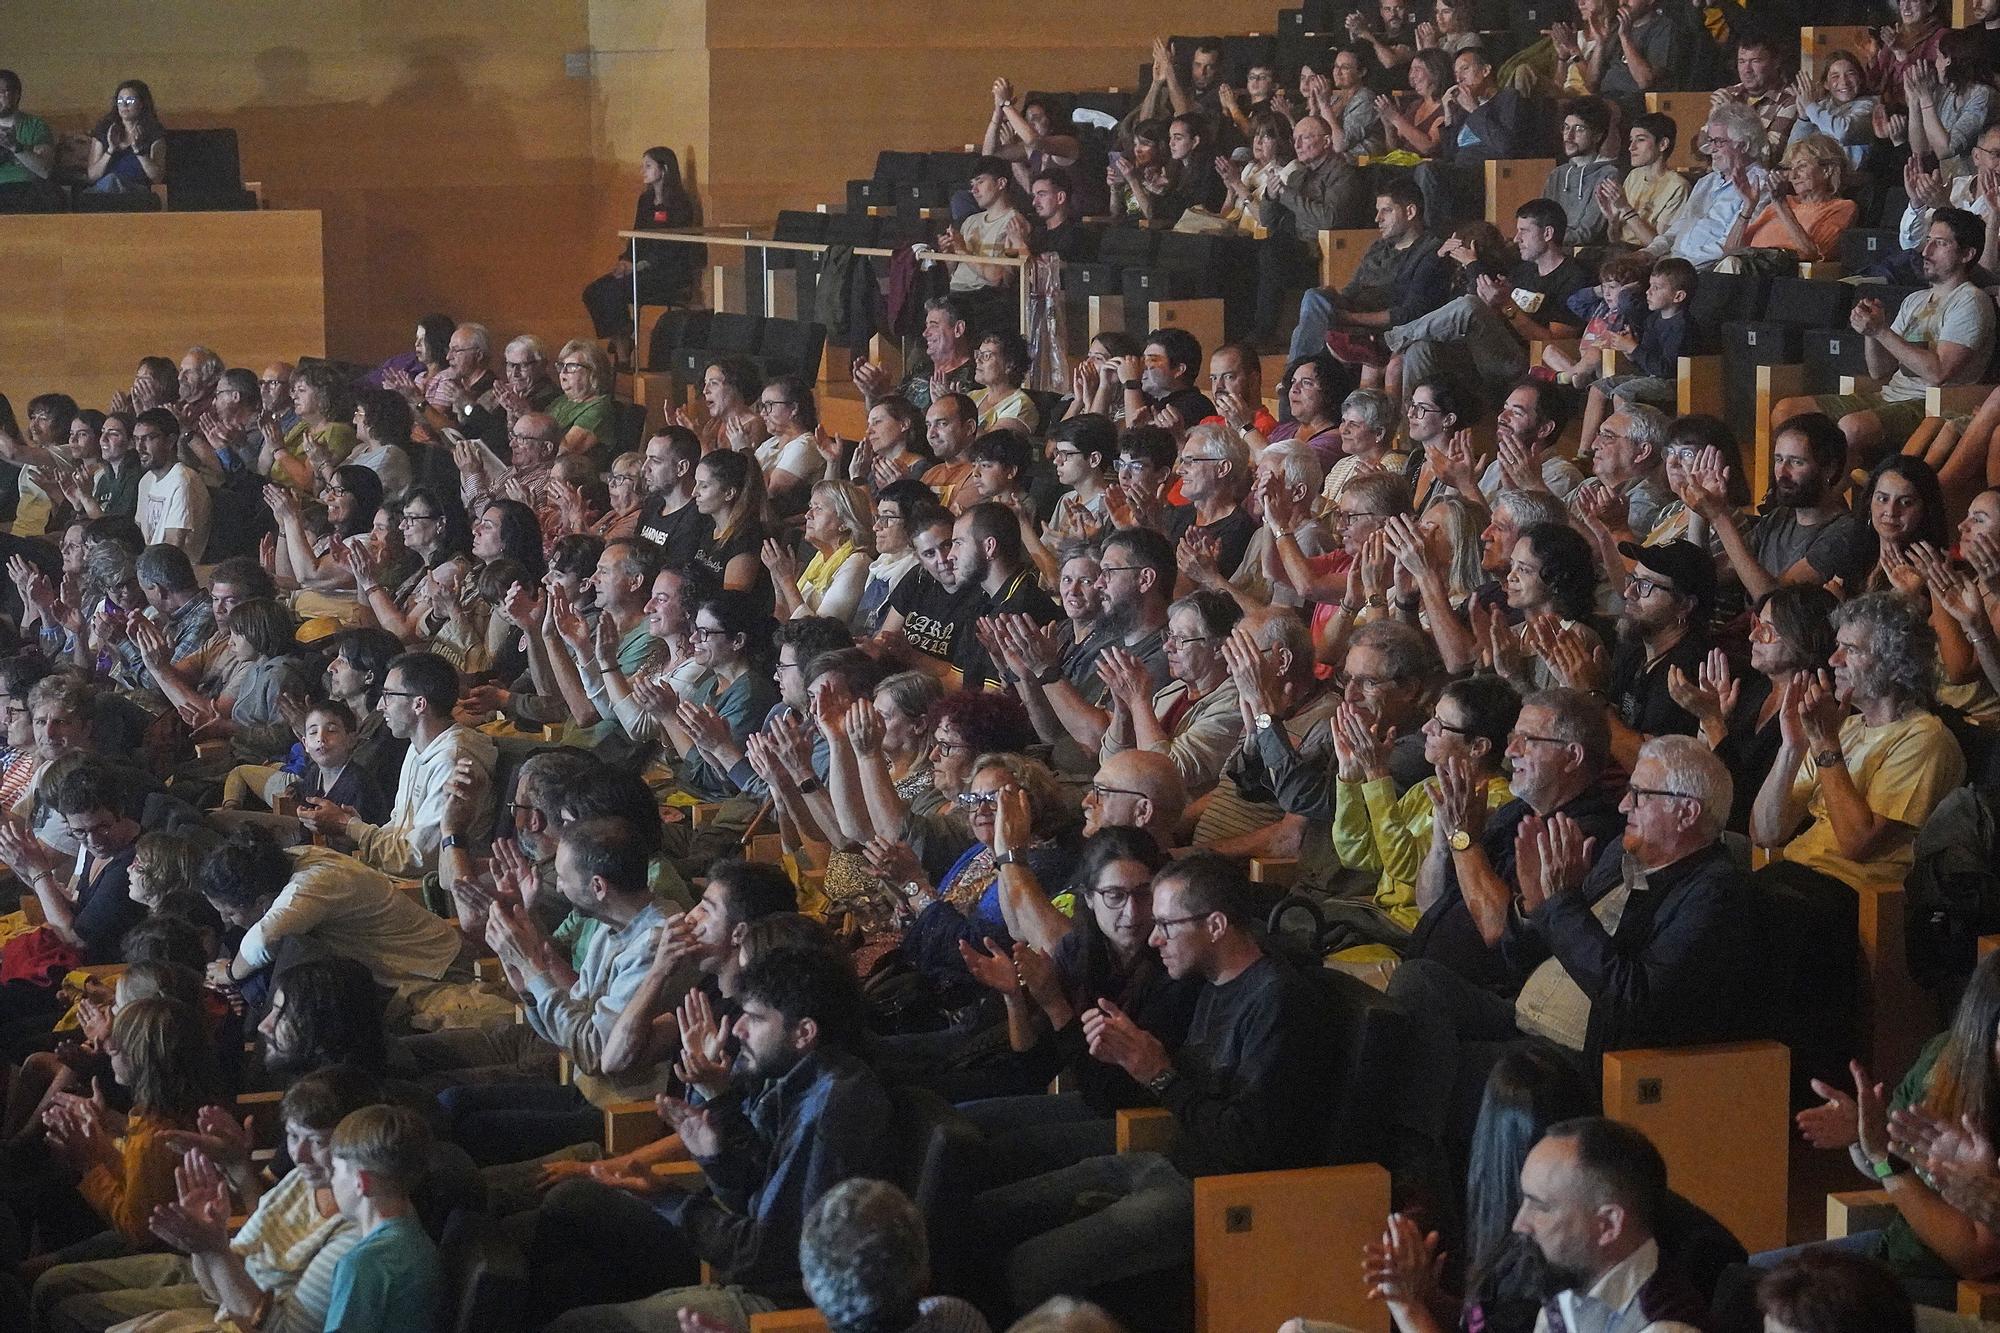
top-left (878, 506), bottom-right (981, 679)
top-left (199, 826), bottom-right (467, 1022)
top-left (1774, 208), bottom-right (1994, 467)
top-left (1389, 737), bottom-right (1757, 1174)
top-left (0, 70), bottom-right (56, 207)
top-left (1543, 96), bottom-right (1620, 246)
top-left (434, 816), bottom-right (673, 1165)
top-left (530, 946), bottom-right (889, 1331)
top-left (1752, 592), bottom-right (1965, 895)
top-left (1285, 178), bottom-right (1453, 363)
top-left (1385, 200), bottom-right (1588, 410)
top-left (854, 296), bottom-right (977, 412)
top-left (1413, 46), bottom-right (1537, 226)
top-left (1600, 112), bottom-right (1691, 249)
top-left (1119, 328), bottom-right (1216, 438)
top-left (1241, 114), bottom-right (1368, 344)
top-left (973, 853), bottom-right (1339, 1316)
top-left (1080, 748), bottom-right (1188, 845)
top-left (939, 156), bottom-right (1027, 337)
top-left (1405, 688), bottom-right (1627, 991)
top-left (299, 651), bottom-right (496, 878)
top-left (322, 1104), bottom-right (443, 1333)
top-left (1718, 34), bottom-right (1799, 164)
top-left (1634, 103), bottom-right (1771, 271)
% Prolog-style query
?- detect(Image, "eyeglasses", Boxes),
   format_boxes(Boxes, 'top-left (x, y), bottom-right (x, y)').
top-left (872, 512), bottom-right (904, 526)
top-left (1088, 887), bottom-right (1144, 911)
top-left (1052, 448), bottom-right (1084, 462)
top-left (690, 626), bottom-right (734, 639)
top-left (1099, 563), bottom-right (1140, 575)
top-left (1115, 459), bottom-right (1153, 473)
top-left (1511, 731), bottom-right (1574, 748)
top-left (1628, 785), bottom-right (1701, 805)
top-left (259, 378), bottom-right (289, 388)
top-left (1166, 632), bottom-right (1211, 647)
top-left (932, 737), bottom-right (975, 755)
top-left (1329, 510), bottom-right (1391, 526)
top-left (1343, 672), bottom-right (1400, 692)
top-left (378, 689), bottom-right (420, 700)
top-left (1426, 716), bottom-right (1481, 739)
top-left (1089, 783), bottom-right (1148, 802)
top-left (1152, 912), bottom-right (1213, 936)
top-left (1622, 574), bottom-right (1677, 599)
top-left (1406, 401), bottom-right (1444, 418)
top-left (509, 432), bottom-right (556, 447)
top-left (401, 512), bottom-right (439, 524)
top-left (954, 790), bottom-right (1002, 809)
top-left (1178, 455), bottom-right (1228, 468)
top-left (1749, 619), bottom-right (1779, 643)
top-left (757, 400), bottom-right (795, 412)
top-left (558, 361), bottom-right (591, 373)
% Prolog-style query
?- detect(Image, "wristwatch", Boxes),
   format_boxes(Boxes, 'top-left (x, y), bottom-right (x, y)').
top-left (995, 849), bottom-right (1025, 867)
top-left (1255, 712), bottom-right (1275, 733)
top-left (796, 775), bottom-right (823, 795)
top-left (1121, 378), bottom-right (1143, 391)
top-left (1445, 826), bottom-right (1473, 852)
top-left (442, 834), bottom-right (467, 851)
top-left (1146, 1067), bottom-right (1181, 1096)
top-left (1812, 748), bottom-right (1846, 768)
top-left (1034, 663), bottom-right (1065, 687)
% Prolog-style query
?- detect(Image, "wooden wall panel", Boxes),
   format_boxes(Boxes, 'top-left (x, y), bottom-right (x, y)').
top-left (0, 211), bottom-right (326, 409)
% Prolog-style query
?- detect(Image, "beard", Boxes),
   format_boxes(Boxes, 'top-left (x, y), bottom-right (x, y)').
top-left (1771, 473), bottom-right (1822, 507)
top-left (1101, 597), bottom-right (1143, 638)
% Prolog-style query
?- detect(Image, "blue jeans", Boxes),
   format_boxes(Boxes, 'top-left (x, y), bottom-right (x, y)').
top-left (437, 1081), bottom-right (600, 1166)
top-left (1289, 288), bottom-right (1340, 360)
top-left (974, 1150), bottom-right (1195, 1315)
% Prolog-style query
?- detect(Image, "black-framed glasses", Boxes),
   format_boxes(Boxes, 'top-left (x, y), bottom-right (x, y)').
top-left (932, 737), bottom-right (975, 755)
top-left (1088, 886), bottom-right (1145, 911)
top-left (401, 512), bottom-right (440, 524)
top-left (1512, 731), bottom-right (1574, 748)
top-left (1623, 574), bottom-right (1677, 599)
top-left (558, 360), bottom-right (591, 373)
top-left (757, 400), bottom-right (795, 412)
top-left (1628, 785), bottom-right (1701, 805)
top-left (378, 689), bottom-right (419, 699)
top-left (1166, 632), bottom-right (1212, 647)
top-left (1427, 716), bottom-right (1481, 739)
top-left (1099, 563), bottom-right (1141, 574)
top-left (1089, 783), bottom-right (1148, 802)
top-left (1406, 400), bottom-right (1444, 418)
top-left (691, 626), bottom-right (734, 640)
top-left (1152, 912), bottom-right (1213, 936)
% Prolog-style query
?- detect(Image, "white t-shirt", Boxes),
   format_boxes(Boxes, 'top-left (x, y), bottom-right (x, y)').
top-left (135, 462), bottom-right (211, 562)
top-left (952, 205), bottom-right (1021, 293)
top-left (1885, 279), bottom-right (1996, 403)
top-left (756, 431), bottom-right (821, 485)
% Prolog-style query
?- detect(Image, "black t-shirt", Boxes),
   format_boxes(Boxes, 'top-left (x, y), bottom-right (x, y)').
top-left (637, 493), bottom-right (710, 571)
top-left (955, 568), bottom-right (1062, 691)
top-left (1031, 218), bottom-right (1096, 262)
top-left (690, 516), bottom-right (774, 618)
top-left (1166, 503), bottom-right (1258, 581)
top-left (1158, 386), bottom-right (1218, 429)
top-left (889, 572), bottom-right (982, 667)
top-left (1507, 258), bottom-right (1591, 336)
top-left (1609, 630), bottom-right (1711, 740)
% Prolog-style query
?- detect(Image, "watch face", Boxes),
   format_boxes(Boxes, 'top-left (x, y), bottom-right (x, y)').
top-left (1448, 828), bottom-right (1472, 851)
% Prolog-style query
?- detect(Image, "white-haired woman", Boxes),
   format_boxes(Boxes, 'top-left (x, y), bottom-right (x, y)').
top-left (766, 480), bottom-right (874, 630)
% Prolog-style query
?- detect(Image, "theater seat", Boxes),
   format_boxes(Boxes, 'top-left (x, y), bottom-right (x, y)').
top-left (438, 1208), bottom-right (529, 1333)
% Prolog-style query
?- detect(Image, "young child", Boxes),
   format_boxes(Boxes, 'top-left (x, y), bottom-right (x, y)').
top-left (323, 1103), bottom-right (440, 1333)
top-left (219, 698), bottom-right (387, 833)
top-left (1541, 249), bottom-right (1651, 386)
top-left (1578, 256), bottom-right (1697, 444)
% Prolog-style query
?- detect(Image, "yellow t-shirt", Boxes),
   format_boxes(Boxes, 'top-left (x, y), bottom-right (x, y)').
top-left (1782, 709), bottom-right (1964, 891)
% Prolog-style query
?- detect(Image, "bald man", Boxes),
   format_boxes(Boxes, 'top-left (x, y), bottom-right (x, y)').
top-left (1081, 750), bottom-right (1187, 843)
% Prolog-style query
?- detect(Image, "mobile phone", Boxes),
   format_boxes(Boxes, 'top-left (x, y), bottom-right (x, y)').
top-left (1108, 150), bottom-right (1127, 170)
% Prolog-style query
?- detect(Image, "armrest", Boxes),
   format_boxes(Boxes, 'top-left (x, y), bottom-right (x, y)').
top-left (603, 1099), bottom-right (664, 1154)
top-left (474, 956), bottom-right (505, 984)
top-left (1961, 1280), bottom-right (2000, 1321)
top-left (1116, 1106), bottom-right (1179, 1155)
top-left (1926, 383), bottom-right (1996, 416)
top-left (687, 803), bottom-right (724, 829)
top-left (1530, 339), bottom-right (1580, 367)
top-left (1826, 1188), bottom-right (1897, 1239)
top-left (648, 1159), bottom-right (704, 1181)
top-left (748, 1311), bottom-right (831, 1332)
top-left (1601, 347), bottom-right (1627, 376)
top-left (1838, 375), bottom-right (1886, 395)
top-left (1798, 261), bottom-right (1844, 281)
top-left (1248, 858), bottom-right (1301, 887)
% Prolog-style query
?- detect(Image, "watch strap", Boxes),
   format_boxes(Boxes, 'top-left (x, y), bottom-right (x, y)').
top-left (442, 834), bottom-right (467, 850)
top-left (1812, 747), bottom-right (1845, 768)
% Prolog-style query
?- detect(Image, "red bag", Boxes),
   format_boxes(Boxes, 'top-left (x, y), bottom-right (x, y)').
top-left (0, 927), bottom-right (81, 988)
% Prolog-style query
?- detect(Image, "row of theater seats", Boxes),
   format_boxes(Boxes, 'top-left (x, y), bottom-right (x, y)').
top-left (645, 309), bottom-right (829, 386)
top-left (0, 127), bottom-right (257, 214)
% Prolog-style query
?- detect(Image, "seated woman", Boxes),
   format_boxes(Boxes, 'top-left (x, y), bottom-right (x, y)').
top-left (582, 146), bottom-right (699, 367)
top-left (1790, 49), bottom-right (1879, 170)
top-left (157, 598), bottom-right (311, 765)
top-left (1478, 522), bottom-right (1605, 693)
top-left (79, 412), bottom-right (142, 521)
top-left (263, 362), bottom-right (356, 493)
top-left (613, 588), bottom-right (777, 807)
top-left (265, 466), bottom-right (383, 593)
top-left (343, 388), bottom-right (416, 502)
top-left (768, 481), bottom-right (874, 630)
top-left (814, 671), bottom-right (946, 943)
top-left (379, 313), bottom-right (459, 430)
top-left (1322, 388), bottom-right (1405, 505)
top-left (674, 356), bottom-right (763, 456)
top-left (550, 339), bottom-right (618, 464)
top-left (847, 396), bottom-right (931, 495)
top-left (1250, 352), bottom-right (1346, 467)
top-left (346, 484), bottom-right (474, 644)
top-left (1793, 947), bottom-right (2000, 1308)
top-left (864, 750), bottom-right (1076, 1041)
top-left (1329, 673), bottom-right (1520, 958)
top-left (1216, 112), bottom-right (1297, 235)
top-left (1062, 332), bottom-right (1142, 425)
top-left (1376, 49), bottom-right (1451, 156)
top-left (1098, 589), bottom-right (1245, 796)
top-left (1671, 585), bottom-right (1838, 833)
top-left (84, 80), bottom-right (165, 195)
top-left (688, 449), bottom-right (774, 616)
top-left (972, 332), bottom-right (1039, 436)
top-left (1721, 134), bottom-right (1857, 268)
top-left (957, 826), bottom-right (1202, 1182)
top-left (590, 451), bottom-right (645, 541)
top-left (752, 373), bottom-right (825, 513)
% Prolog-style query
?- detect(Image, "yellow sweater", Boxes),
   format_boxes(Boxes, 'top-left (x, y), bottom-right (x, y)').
top-left (79, 1109), bottom-right (190, 1245)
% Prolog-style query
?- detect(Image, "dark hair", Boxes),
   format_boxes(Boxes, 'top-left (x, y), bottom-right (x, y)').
top-left (708, 857), bottom-right (800, 925)
top-left (281, 1064), bottom-right (386, 1134)
top-left (401, 485), bottom-right (473, 565)
top-left (549, 533), bottom-right (605, 584)
top-left (1939, 26), bottom-right (1993, 88)
top-left (1145, 327), bottom-right (1203, 382)
top-left (803, 647), bottom-right (891, 699)
top-left (1859, 454), bottom-right (1950, 550)
top-left (0, 71), bottom-right (19, 99)
top-left (1561, 97), bottom-right (1611, 144)
top-left (1652, 255), bottom-right (1698, 297)
top-left (696, 448), bottom-right (765, 530)
top-left (113, 997), bottom-right (218, 1119)
top-left (29, 394), bottom-right (80, 441)
top-left (1051, 413), bottom-right (1118, 474)
top-left (1753, 585), bottom-right (1839, 673)
top-left (199, 826), bottom-right (294, 914)
top-left (0, 654), bottom-right (50, 703)
top-left (1029, 165), bottom-right (1075, 196)
top-left (325, 627), bottom-right (403, 707)
top-left (1542, 1116), bottom-right (1670, 1232)
top-left (1933, 205), bottom-right (1987, 257)
top-left (415, 313), bottom-right (456, 369)
top-left (133, 407), bottom-right (179, 445)
top-left (385, 650), bottom-right (459, 714)
top-left (1464, 1047), bottom-right (1594, 1301)
top-left (979, 330), bottom-right (1031, 385)
top-left (1665, 414), bottom-right (1750, 506)
top-left (934, 690), bottom-right (1037, 755)
top-left (1507, 374), bottom-right (1572, 440)
top-left (1773, 411), bottom-right (1848, 478)
top-left (1412, 377), bottom-right (1472, 433)
top-left (266, 955), bottom-right (388, 1074)
top-left (766, 373), bottom-right (819, 430)
top-left (967, 431), bottom-right (1032, 481)
top-left (293, 362), bottom-right (354, 421)
top-left (1630, 110), bottom-right (1678, 153)
top-left (1515, 197), bottom-right (1568, 246)
top-left (876, 478), bottom-right (936, 518)
top-left (119, 914), bottom-right (209, 972)
top-left (1756, 1250), bottom-right (1914, 1333)
top-left (84, 515), bottom-right (143, 558)
top-left (642, 145), bottom-right (690, 207)
top-left (707, 355), bottom-right (761, 405)
top-left (476, 498), bottom-right (548, 581)
top-left (1067, 827), bottom-right (1170, 970)
top-left (738, 946), bottom-right (866, 1052)
top-left (559, 768), bottom-right (666, 859)
top-left (305, 697), bottom-right (358, 732)
top-left (1440, 673), bottom-right (1523, 758)
top-left (1098, 525), bottom-right (1176, 595)
top-left (1116, 425), bottom-right (1179, 473)
top-left (1154, 850), bottom-right (1255, 926)
top-left (1376, 175), bottom-right (1425, 217)
top-left (226, 598), bottom-right (298, 660)
top-left (1518, 522), bottom-right (1599, 622)
top-left (48, 754), bottom-right (137, 820)
top-left (559, 816), bottom-right (652, 896)
top-left (207, 554), bottom-right (278, 601)
top-left (961, 500), bottom-right (1027, 568)
top-left (905, 500), bottom-right (954, 539)
top-left (331, 465), bottom-right (383, 539)
top-left (93, 79), bottom-right (163, 151)
top-left (355, 387), bottom-right (414, 447)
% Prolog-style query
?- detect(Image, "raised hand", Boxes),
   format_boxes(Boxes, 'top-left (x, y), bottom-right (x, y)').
top-left (1667, 647), bottom-right (1737, 729)
top-left (958, 936), bottom-right (1022, 995)
top-left (1334, 702), bottom-right (1389, 782)
top-left (1362, 1212), bottom-right (1444, 1310)
top-left (673, 987), bottom-right (733, 1094)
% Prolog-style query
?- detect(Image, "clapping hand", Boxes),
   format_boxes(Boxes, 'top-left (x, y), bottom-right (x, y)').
top-left (147, 1149), bottom-right (233, 1256)
top-left (1082, 997), bottom-right (1173, 1083)
top-left (656, 1097), bottom-right (721, 1158)
top-left (673, 988), bottom-right (733, 1095)
top-left (159, 1104), bottom-right (253, 1176)
top-left (1095, 645), bottom-right (1154, 712)
top-left (1850, 296), bottom-right (1888, 337)
top-left (1432, 752), bottom-right (1489, 846)
top-left (958, 936), bottom-right (1022, 995)
top-left (1468, 600), bottom-right (1528, 683)
top-left (1521, 811), bottom-right (1595, 914)
top-left (1363, 1212), bottom-right (1445, 1311)
top-left (1667, 646), bottom-right (1739, 734)
top-left (1332, 702), bottom-right (1390, 782)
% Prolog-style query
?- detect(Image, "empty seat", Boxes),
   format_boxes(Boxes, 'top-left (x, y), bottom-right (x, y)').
top-left (872, 150), bottom-right (928, 183)
top-left (1687, 271), bottom-right (1768, 353)
top-left (751, 319), bottom-right (828, 381)
top-left (1803, 327), bottom-right (1869, 392)
top-left (847, 177), bottom-right (896, 212)
top-left (706, 312), bottom-right (763, 354)
top-left (1065, 227), bottom-right (1158, 296)
top-left (162, 128), bottom-right (257, 211)
top-left (926, 151), bottom-right (980, 184)
top-left (646, 309), bottom-right (712, 373)
top-left (823, 213), bottom-right (882, 247)
top-left (1839, 227), bottom-right (1904, 272)
top-left (767, 211), bottom-right (829, 272)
